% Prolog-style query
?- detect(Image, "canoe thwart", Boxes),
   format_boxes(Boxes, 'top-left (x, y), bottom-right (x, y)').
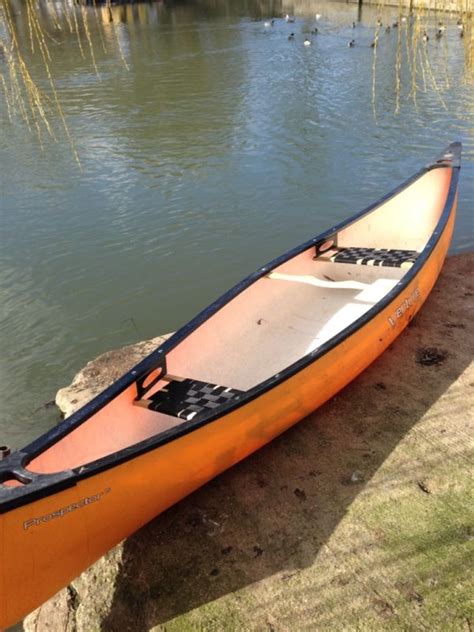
top-left (267, 272), bottom-right (371, 291)
top-left (136, 378), bottom-right (244, 421)
top-left (162, 374), bottom-right (187, 383)
top-left (316, 246), bottom-right (419, 268)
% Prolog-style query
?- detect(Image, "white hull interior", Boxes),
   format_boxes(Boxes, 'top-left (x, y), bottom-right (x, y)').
top-left (169, 257), bottom-right (405, 390)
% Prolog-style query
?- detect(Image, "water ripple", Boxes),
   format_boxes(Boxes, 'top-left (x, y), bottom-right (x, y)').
top-left (0, 0), bottom-right (472, 447)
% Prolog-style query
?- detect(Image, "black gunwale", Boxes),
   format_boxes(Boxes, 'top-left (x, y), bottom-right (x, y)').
top-left (0, 143), bottom-right (461, 513)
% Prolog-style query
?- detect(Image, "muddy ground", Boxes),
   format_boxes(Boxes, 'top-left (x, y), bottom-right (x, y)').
top-left (23, 253), bottom-right (473, 632)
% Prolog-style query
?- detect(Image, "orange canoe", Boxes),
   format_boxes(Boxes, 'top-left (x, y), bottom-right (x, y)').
top-left (0, 143), bottom-right (461, 628)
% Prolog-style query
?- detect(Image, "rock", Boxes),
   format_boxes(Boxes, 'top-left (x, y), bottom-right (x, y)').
top-left (416, 347), bottom-right (448, 367)
top-left (350, 470), bottom-right (365, 483)
top-left (23, 589), bottom-right (73, 632)
top-left (417, 479), bottom-right (431, 494)
top-left (55, 335), bottom-right (172, 418)
top-left (293, 487), bottom-right (307, 501)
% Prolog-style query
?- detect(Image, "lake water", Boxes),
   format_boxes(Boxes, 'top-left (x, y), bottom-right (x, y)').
top-left (0, 0), bottom-right (473, 450)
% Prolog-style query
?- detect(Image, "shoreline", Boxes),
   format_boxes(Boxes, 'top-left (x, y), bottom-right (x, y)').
top-left (24, 252), bottom-right (473, 631)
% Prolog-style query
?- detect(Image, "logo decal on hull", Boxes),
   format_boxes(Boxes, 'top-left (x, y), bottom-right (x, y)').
top-left (23, 487), bottom-right (111, 530)
top-left (388, 287), bottom-right (421, 328)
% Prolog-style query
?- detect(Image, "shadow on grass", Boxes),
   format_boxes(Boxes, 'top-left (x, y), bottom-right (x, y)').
top-left (101, 256), bottom-right (473, 631)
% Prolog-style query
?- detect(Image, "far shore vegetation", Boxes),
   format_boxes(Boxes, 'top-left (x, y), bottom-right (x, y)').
top-left (0, 0), bottom-right (472, 160)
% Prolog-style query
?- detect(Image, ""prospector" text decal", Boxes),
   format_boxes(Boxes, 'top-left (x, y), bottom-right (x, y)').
top-left (23, 487), bottom-right (111, 530)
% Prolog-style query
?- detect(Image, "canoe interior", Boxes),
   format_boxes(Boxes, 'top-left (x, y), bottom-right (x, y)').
top-left (25, 165), bottom-right (452, 475)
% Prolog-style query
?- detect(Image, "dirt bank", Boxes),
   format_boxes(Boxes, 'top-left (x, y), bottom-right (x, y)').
top-left (24, 253), bottom-right (473, 632)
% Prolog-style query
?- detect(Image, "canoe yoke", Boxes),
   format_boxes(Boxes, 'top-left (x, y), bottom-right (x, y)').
top-left (315, 243), bottom-right (419, 268)
top-left (136, 377), bottom-right (244, 422)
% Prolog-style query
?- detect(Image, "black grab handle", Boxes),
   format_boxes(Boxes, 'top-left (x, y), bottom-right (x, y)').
top-left (0, 451), bottom-right (39, 485)
top-left (135, 352), bottom-right (168, 400)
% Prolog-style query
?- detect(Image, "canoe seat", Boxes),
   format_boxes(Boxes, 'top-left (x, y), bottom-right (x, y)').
top-left (137, 378), bottom-right (244, 421)
top-left (320, 247), bottom-right (419, 268)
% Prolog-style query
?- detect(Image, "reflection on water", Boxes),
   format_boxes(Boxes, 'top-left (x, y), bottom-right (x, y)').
top-left (0, 0), bottom-right (473, 448)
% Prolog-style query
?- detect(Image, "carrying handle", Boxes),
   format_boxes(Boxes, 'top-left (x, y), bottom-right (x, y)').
top-left (135, 352), bottom-right (168, 400)
top-left (314, 233), bottom-right (338, 259)
top-left (0, 451), bottom-right (38, 485)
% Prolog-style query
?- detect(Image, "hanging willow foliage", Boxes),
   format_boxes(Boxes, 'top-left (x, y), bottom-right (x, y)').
top-left (0, 0), bottom-right (472, 159)
top-left (0, 0), bottom-right (128, 164)
top-left (370, 0), bottom-right (473, 119)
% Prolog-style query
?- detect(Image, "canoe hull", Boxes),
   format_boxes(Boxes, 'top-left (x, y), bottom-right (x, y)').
top-left (0, 194), bottom-right (456, 629)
